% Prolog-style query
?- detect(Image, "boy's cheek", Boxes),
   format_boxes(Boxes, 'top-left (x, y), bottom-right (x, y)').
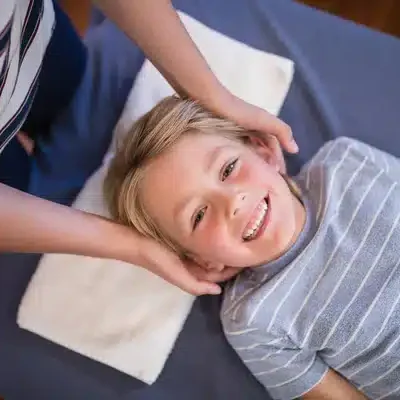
top-left (206, 225), bottom-right (232, 250)
top-left (239, 164), bottom-right (275, 191)
top-left (198, 228), bottom-right (234, 261)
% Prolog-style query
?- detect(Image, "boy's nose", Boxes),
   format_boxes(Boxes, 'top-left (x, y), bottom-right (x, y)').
top-left (228, 191), bottom-right (246, 218)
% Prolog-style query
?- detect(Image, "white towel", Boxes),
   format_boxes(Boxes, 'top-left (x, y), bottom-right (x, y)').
top-left (17, 12), bottom-right (294, 384)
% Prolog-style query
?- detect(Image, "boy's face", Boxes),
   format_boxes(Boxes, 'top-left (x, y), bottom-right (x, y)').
top-left (141, 133), bottom-right (305, 269)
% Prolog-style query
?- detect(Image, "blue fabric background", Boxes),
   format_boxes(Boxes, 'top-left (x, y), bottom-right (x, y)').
top-left (1, 1), bottom-right (400, 399)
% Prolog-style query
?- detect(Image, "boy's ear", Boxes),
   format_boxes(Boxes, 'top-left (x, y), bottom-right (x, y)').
top-left (247, 134), bottom-right (285, 173)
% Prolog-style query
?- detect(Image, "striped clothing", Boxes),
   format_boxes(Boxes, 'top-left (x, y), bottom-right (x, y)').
top-left (0, 0), bottom-right (54, 152)
top-left (221, 137), bottom-right (400, 399)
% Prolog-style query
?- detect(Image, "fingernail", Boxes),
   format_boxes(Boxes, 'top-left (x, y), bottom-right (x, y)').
top-left (209, 285), bottom-right (222, 295)
top-left (290, 139), bottom-right (299, 153)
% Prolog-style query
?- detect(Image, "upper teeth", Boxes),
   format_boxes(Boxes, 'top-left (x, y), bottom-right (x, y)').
top-left (243, 200), bottom-right (268, 240)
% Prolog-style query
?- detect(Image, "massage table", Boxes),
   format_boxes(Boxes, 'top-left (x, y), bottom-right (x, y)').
top-left (1, 1), bottom-right (400, 399)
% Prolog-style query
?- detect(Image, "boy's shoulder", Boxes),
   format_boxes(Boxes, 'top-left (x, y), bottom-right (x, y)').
top-left (220, 273), bottom-right (263, 330)
top-left (301, 136), bottom-right (396, 172)
top-left (296, 136), bottom-right (384, 191)
top-left (304, 136), bottom-right (368, 170)
top-left (220, 271), bottom-right (290, 338)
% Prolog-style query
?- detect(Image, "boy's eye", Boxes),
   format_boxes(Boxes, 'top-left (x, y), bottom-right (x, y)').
top-left (222, 158), bottom-right (238, 181)
top-left (193, 207), bottom-right (206, 230)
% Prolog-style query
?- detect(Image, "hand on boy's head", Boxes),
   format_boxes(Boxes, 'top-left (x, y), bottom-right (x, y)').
top-left (135, 234), bottom-right (227, 296)
top-left (213, 93), bottom-right (297, 170)
top-left (186, 262), bottom-right (243, 285)
top-left (257, 134), bottom-right (287, 174)
top-left (188, 257), bottom-right (243, 282)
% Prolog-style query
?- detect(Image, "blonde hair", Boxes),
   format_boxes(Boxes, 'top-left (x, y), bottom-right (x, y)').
top-left (104, 95), bottom-right (251, 254)
top-left (105, 95), bottom-right (298, 256)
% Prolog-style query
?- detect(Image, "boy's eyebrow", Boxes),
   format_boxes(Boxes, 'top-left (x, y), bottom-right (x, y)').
top-left (206, 145), bottom-right (227, 173)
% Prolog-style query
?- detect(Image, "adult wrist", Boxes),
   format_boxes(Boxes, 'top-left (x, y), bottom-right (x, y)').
top-left (196, 81), bottom-right (235, 117)
top-left (95, 216), bottom-right (142, 264)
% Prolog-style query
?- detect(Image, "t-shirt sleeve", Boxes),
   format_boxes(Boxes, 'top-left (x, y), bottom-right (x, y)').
top-left (224, 323), bottom-right (329, 400)
top-left (335, 137), bottom-right (400, 185)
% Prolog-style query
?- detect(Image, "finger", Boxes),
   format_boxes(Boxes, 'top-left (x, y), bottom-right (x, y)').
top-left (258, 112), bottom-right (298, 154)
top-left (142, 243), bottom-right (222, 296)
top-left (192, 265), bottom-right (241, 283)
top-left (265, 135), bottom-right (286, 174)
top-left (213, 267), bottom-right (242, 282)
top-left (160, 260), bottom-right (221, 296)
top-left (226, 95), bottom-right (297, 153)
top-left (16, 132), bottom-right (34, 155)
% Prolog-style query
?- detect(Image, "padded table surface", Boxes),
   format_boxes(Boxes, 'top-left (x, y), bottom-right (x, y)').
top-left (1, 1), bottom-right (400, 399)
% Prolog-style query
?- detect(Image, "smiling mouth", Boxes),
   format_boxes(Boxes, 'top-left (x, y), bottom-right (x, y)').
top-left (242, 197), bottom-right (270, 241)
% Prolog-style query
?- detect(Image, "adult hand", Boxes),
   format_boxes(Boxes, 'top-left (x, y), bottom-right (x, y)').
top-left (95, 0), bottom-right (297, 172)
top-left (210, 92), bottom-right (297, 173)
top-left (133, 234), bottom-right (237, 296)
top-left (0, 183), bottom-right (229, 297)
top-left (186, 263), bottom-right (242, 287)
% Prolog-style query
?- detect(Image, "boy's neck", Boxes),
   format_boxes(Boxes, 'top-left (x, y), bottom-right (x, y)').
top-left (291, 193), bottom-right (307, 250)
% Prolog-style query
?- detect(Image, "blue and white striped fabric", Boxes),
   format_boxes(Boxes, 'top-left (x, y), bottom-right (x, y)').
top-left (0, 0), bottom-right (54, 152)
top-left (222, 137), bottom-right (400, 399)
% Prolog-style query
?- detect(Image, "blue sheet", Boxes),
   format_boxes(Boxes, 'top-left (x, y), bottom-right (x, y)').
top-left (1, 1), bottom-right (400, 399)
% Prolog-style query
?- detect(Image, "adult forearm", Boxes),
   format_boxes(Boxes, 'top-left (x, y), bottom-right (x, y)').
top-left (0, 184), bottom-right (223, 295)
top-left (93, 0), bottom-right (298, 157)
top-left (93, 0), bottom-right (227, 106)
top-left (0, 183), bottom-right (135, 260)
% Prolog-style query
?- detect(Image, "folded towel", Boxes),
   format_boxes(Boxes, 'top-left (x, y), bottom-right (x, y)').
top-left (17, 12), bottom-right (294, 384)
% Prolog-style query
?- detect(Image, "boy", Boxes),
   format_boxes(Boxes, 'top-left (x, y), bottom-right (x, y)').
top-left (105, 95), bottom-right (400, 399)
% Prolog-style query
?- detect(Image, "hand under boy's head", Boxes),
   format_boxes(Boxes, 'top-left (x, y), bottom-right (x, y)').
top-left (105, 96), bottom-right (305, 272)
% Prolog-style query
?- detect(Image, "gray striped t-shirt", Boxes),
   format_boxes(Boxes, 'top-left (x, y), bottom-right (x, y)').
top-left (221, 137), bottom-right (400, 400)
